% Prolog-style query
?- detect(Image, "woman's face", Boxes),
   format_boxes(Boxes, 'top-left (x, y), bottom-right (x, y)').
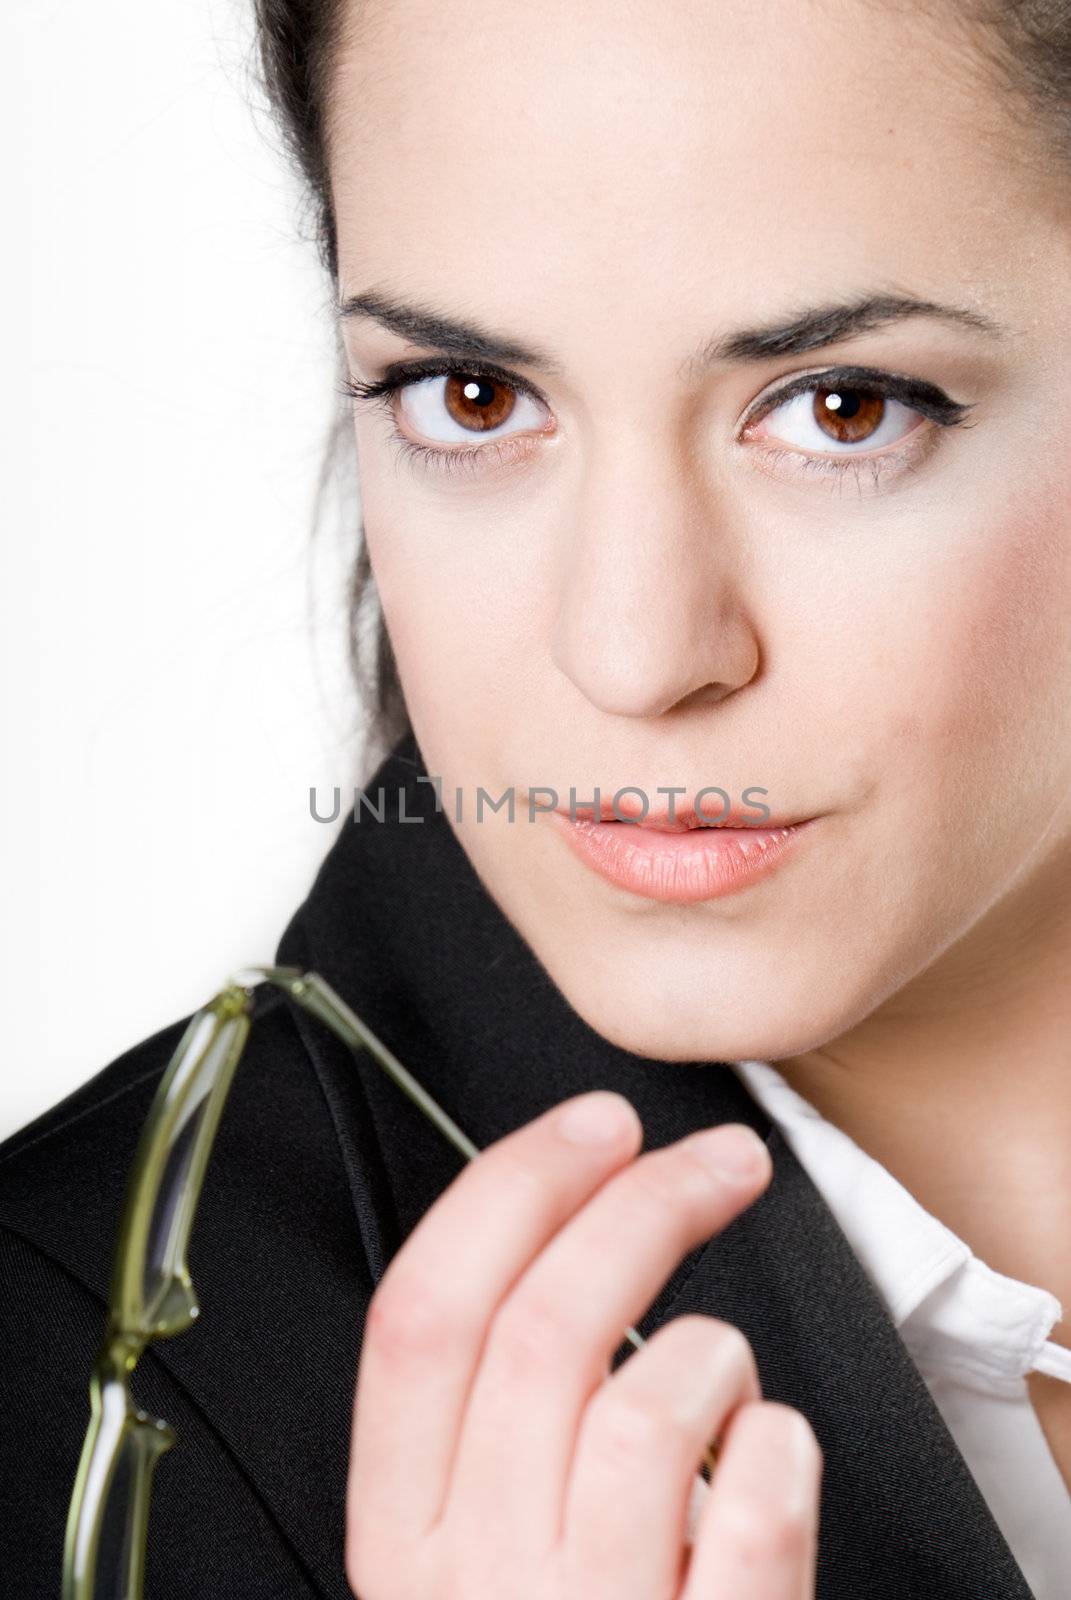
top-left (328, 0), bottom-right (1071, 1063)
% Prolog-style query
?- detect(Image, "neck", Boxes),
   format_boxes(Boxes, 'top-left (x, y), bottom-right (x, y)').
top-left (774, 852), bottom-right (1071, 1339)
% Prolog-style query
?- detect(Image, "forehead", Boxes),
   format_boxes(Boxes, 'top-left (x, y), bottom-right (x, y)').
top-left (326, 0), bottom-right (1041, 337)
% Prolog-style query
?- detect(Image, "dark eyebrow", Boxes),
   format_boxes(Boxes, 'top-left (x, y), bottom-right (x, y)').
top-left (337, 289), bottom-right (564, 373)
top-left (336, 287), bottom-right (1007, 377)
top-left (698, 291), bottom-right (1007, 367)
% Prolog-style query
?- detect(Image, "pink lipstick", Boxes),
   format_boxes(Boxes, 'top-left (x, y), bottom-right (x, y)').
top-left (550, 805), bottom-right (818, 904)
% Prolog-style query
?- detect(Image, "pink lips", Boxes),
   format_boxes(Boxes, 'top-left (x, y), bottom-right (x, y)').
top-left (550, 809), bottom-right (818, 904)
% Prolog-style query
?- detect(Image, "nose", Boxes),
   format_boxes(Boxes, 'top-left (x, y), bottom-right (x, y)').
top-left (551, 436), bottom-right (760, 718)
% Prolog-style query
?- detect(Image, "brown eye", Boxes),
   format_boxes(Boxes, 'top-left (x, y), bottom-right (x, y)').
top-left (443, 372), bottom-right (517, 433)
top-left (751, 377), bottom-right (923, 460)
top-left (391, 368), bottom-right (551, 454)
top-left (811, 385), bottom-right (885, 444)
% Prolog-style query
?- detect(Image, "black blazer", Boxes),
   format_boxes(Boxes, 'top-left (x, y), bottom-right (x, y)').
top-left (0, 733), bottom-right (1036, 1598)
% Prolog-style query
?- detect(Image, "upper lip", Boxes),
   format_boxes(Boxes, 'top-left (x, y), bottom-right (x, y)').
top-left (555, 799), bottom-right (812, 832)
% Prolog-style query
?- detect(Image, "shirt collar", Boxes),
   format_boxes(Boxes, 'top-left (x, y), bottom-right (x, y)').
top-left (730, 1057), bottom-right (1069, 1395)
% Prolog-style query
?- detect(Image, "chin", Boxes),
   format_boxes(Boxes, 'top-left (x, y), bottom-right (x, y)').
top-left (536, 950), bottom-right (849, 1066)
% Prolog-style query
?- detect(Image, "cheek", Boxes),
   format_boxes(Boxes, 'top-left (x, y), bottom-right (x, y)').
top-left (874, 471), bottom-right (1071, 838)
top-left (358, 469), bottom-right (544, 757)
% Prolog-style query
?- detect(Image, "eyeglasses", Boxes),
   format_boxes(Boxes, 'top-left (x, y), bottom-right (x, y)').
top-left (63, 964), bottom-right (720, 1600)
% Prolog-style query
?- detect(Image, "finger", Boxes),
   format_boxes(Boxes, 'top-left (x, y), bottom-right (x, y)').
top-left (561, 1314), bottom-right (762, 1600)
top-left (441, 1122), bottom-right (772, 1558)
top-left (682, 1401), bottom-right (823, 1600)
top-left (346, 1089), bottom-right (643, 1562)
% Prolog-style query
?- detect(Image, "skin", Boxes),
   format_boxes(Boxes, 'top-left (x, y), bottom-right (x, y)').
top-left (326, 0), bottom-right (1071, 1546)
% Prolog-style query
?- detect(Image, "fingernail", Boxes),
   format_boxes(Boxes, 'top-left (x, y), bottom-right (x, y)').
top-left (555, 1091), bottom-right (634, 1145)
top-left (684, 1123), bottom-right (770, 1179)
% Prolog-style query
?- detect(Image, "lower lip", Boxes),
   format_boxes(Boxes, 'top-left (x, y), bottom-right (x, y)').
top-left (550, 813), bottom-right (818, 904)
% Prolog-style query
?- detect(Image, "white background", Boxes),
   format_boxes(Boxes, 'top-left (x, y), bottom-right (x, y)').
top-left (3, 2), bottom-right (378, 1139)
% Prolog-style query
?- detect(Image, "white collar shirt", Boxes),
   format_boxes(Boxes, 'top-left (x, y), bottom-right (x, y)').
top-left (729, 1056), bottom-right (1071, 1600)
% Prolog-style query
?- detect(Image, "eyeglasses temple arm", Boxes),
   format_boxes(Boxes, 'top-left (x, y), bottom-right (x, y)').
top-left (230, 966), bottom-right (479, 1161)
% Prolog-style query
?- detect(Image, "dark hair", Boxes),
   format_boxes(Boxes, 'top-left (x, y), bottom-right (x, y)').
top-left (974, 3), bottom-right (1071, 155)
top-left (249, 0), bottom-right (1070, 758)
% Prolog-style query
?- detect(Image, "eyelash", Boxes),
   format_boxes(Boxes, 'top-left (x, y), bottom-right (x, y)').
top-left (340, 358), bottom-right (548, 479)
top-left (339, 356), bottom-right (976, 485)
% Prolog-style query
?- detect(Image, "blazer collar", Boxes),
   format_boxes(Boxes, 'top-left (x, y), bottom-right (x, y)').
top-left (271, 731), bottom-right (1034, 1599)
